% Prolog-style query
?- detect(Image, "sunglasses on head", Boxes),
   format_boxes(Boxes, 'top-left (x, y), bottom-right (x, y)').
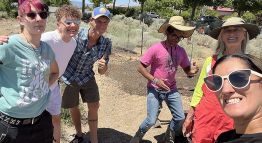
top-left (26, 11), bottom-right (49, 20)
top-left (63, 19), bottom-right (81, 26)
top-left (204, 69), bottom-right (262, 92)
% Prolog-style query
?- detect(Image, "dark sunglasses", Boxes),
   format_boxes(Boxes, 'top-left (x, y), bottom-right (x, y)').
top-left (169, 32), bottom-right (184, 40)
top-left (167, 28), bottom-right (184, 40)
top-left (63, 19), bottom-right (81, 26)
top-left (26, 11), bottom-right (49, 19)
top-left (204, 69), bottom-right (262, 92)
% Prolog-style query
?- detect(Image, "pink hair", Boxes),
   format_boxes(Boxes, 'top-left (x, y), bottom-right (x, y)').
top-left (18, 0), bottom-right (49, 15)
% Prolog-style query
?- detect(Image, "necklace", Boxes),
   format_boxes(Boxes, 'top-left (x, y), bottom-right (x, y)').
top-left (163, 41), bottom-right (178, 72)
top-left (22, 33), bottom-right (42, 69)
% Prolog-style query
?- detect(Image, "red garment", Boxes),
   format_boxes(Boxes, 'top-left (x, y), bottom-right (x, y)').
top-left (192, 56), bottom-right (234, 143)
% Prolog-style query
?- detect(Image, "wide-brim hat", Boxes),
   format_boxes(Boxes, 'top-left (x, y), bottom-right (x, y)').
top-left (247, 54), bottom-right (262, 71)
top-left (158, 16), bottom-right (195, 38)
top-left (209, 17), bottom-right (260, 40)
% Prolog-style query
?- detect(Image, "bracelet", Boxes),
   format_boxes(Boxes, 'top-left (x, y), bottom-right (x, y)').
top-left (152, 78), bottom-right (159, 85)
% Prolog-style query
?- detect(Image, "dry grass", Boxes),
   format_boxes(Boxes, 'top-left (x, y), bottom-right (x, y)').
top-left (0, 12), bottom-right (261, 143)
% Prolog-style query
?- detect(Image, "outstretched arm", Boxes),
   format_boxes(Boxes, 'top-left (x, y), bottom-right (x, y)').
top-left (183, 62), bottom-right (199, 77)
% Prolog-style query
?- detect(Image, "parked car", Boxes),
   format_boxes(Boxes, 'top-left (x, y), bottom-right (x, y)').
top-left (146, 12), bottom-right (159, 19)
top-left (195, 16), bottom-right (223, 34)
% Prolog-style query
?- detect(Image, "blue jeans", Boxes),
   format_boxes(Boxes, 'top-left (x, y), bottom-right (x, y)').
top-left (139, 87), bottom-right (185, 133)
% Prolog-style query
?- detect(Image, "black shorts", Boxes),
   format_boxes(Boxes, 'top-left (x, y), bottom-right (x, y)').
top-left (62, 78), bottom-right (100, 108)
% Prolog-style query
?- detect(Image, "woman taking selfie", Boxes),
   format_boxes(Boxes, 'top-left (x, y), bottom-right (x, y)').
top-left (183, 17), bottom-right (260, 143)
top-left (204, 53), bottom-right (262, 142)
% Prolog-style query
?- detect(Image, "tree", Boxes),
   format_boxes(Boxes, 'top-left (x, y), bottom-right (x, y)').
top-left (113, 0), bottom-right (116, 10)
top-left (144, 0), bottom-right (185, 17)
top-left (1, 0), bottom-right (17, 17)
top-left (232, 0), bottom-right (262, 16)
top-left (43, 0), bottom-right (70, 6)
top-left (89, 0), bottom-right (112, 7)
top-left (82, 0), bottom-right (85, 14)
top-left (133, 0), bottom-right (146, 21)
top-left (184, 0), bottom-right (226, 20)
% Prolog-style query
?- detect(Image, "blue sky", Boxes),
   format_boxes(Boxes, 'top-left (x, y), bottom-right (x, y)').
top-left (70, 0), bottom-right (139, 6)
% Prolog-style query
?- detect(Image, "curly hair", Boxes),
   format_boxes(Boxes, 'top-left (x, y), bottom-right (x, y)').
top-left (55, 5), bottom-right (82, 21)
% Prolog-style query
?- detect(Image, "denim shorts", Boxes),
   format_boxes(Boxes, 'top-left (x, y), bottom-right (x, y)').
top-left (0, 111), bottom-right (53, 143)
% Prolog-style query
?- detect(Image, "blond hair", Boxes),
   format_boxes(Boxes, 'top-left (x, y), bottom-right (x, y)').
top-left (215, 27), bottom-right (249, 55)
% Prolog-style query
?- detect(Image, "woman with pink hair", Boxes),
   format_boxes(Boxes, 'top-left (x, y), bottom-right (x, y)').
top-left (0, 0), bottom-right (59, 142)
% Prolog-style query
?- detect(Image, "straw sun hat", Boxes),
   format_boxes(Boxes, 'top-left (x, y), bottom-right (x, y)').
top-left (209, 17), bottom-right (260, 40)
top-left (248, 54), bottom-right (262, 71)
top-left (158, 16), bottom-right (195, 38)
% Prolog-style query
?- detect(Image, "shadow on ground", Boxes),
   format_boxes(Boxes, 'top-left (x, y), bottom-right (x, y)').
top-left (84, 128), bottom-right (141, 143)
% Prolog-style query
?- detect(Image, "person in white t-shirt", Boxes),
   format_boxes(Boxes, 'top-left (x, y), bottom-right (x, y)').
top-left (0, 5), bottom-right (82, 142)
top-left (41, 5), bottom-right (81, 143)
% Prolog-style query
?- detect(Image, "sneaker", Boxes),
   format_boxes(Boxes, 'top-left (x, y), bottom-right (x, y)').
top-left (129, 130), bottom-right (144, 143)
top-left (129, 136), bottom-right (140, 143)
top-left (70, 134), bottom-right (84, 143)
top-left (164, 127), bottom-right (175, 143)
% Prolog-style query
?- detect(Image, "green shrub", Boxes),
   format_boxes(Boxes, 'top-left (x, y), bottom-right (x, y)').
top-left (205, 9), bottom-right (219, 17)
top-left (255, 11), bottom-right (262, 25)
top-left (140, 13), bottom-right (154, 26)
top-left (108, 7), bottom-right (127, 15)
top-left (125, 8), bottom-right (136, 17)
top-left (242, 12), bottom-right (256, 23)
top-left (159, 8), bottom-right (177, 19)
top-left (1, 0), bottom-right (17, 18)
top-left (181, 10), bottom-right (191, 21)
top-left (223, 12), bottom-right (238, 20)
top-left (0, 2), bottom-right (5, 11)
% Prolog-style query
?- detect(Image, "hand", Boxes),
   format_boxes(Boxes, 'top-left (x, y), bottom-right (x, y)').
top-left (0, 35), bottom-right (9, 45)
top-left (98, 55), bottom-right (106, 70)
top-left (187, 62), bottom-right (199, 77)
top-left (156, 78), bottom-right (170, 91)
top-left (182, 107), bottom-right (195, 137)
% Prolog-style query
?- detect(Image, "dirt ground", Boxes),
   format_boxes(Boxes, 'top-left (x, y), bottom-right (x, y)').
top-left (0, 18), bottom-right (202, 143)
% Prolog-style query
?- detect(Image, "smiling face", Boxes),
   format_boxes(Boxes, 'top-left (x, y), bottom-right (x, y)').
top-left (221, 26), bottom-right (246, 49)
top-left (54, 5), bottom-right (81, 42)
top-left (89, 16), bottom-right (110, 35)
top-left (57, 16), bottom-right (80, 41)
top-left (214, 57), bottom-right (262, 121)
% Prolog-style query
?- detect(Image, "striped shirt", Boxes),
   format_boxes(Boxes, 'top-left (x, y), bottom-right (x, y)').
top-left (62, 28), bottom-right (112, 86)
